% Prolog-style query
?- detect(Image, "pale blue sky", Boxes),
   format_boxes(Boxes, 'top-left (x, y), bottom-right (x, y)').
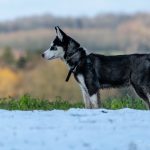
top-left (0, 0), bottom-right (150, 21)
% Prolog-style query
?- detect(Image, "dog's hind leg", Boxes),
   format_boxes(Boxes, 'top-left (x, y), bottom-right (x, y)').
top-left (132, 85), bottom-right (150, 110)
top-left (146, 93), bottom-right (150, 109)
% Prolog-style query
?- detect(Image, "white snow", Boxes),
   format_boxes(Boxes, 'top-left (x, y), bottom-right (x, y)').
top-left (0, 108), bottom-right (150, 150)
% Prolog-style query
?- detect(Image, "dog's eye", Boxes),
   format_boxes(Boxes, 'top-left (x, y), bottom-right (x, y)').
top-left (50, 46), bottom-right (57, 50)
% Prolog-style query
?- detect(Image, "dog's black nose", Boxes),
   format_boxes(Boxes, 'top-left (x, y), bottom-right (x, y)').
top-left (42, 53), bottom-right (45, 58)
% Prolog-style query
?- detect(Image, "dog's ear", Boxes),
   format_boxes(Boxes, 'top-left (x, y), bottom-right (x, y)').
top-left (55, 26), bottom-right (66, 41)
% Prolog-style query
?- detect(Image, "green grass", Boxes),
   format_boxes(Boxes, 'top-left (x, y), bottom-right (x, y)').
top-left (102, 96), bottom-right (147, 110)
top-left (0, 95), bottom-right (84, 111)
top-left (0, 94), bottom-right (147, 110)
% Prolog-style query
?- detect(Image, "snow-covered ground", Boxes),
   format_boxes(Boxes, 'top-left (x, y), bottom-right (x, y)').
top-left (0, 108), bottom-right (150, 150)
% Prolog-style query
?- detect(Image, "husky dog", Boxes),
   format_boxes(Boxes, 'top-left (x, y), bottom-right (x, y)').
top-left (42, 26), bottom-right (150, 109)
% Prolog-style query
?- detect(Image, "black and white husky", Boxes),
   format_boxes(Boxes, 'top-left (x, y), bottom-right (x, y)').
top-left (42, 26), bottom-right (150, 109)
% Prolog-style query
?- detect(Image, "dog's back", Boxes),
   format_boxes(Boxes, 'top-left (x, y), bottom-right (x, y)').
top-left (89, 53), bottom-right (150, 88)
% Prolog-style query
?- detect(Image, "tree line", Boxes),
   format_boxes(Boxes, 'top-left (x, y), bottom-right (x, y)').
top-left (0, 13), bottom-right (150, 33)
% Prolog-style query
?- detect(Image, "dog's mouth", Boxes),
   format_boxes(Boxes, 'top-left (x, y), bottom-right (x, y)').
top-left (48, 56), bottom-right (55, 60)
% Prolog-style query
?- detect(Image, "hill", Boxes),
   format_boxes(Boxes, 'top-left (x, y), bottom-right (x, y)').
top-left (0, 13), bottom-right (150, 53)
top-left (0, 13), bottom-right (150, 32)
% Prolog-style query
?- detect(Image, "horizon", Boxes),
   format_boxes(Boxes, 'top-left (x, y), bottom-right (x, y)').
top-left (0, 12), bottom-right (150, 23)
top-left (0, 0), bottom-right (150, 22)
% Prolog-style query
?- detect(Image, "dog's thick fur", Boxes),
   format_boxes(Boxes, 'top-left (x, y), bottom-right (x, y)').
top-left (42, 26), bottom-right (150, 109)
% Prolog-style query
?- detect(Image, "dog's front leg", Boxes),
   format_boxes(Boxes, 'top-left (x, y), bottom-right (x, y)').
top-left (89, 92), bottom-right (101, 109)
top-left (80, 84), bottom-right (101, 109)
top-left (80, 85), bottom-right (91, 108)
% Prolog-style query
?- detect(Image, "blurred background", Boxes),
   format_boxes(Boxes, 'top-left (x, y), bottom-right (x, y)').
top-left (0, 0), bottom-right (150, 102)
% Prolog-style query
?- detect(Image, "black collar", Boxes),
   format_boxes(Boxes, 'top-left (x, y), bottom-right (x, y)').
top-left (65, 67), bottom-right (75, 82)
top-left (65, 51), bottom-right (83, 82)
top-left (65, 47), bottom-right (86, 82)
top-left (65, 60), bottom-right (82, 82)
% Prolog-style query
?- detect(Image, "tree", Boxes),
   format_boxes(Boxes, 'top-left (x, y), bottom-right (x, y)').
top-left (2, 46), bottom-right (15, 64)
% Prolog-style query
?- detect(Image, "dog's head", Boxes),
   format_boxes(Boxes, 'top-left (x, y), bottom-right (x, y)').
top-left (42, 26), bottom-right (80, 60)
